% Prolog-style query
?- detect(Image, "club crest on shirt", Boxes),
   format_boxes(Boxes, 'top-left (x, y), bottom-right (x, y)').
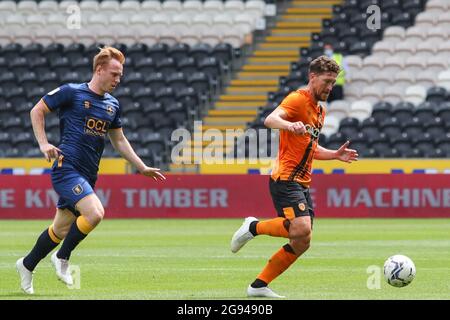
top-left (298, 203), bottom-right (306, 211)
top-left (106, 105), bottom-right (115, 116)
top-left (72, 184), bottom-right (83, 195)
top-left (84, 100), bottom-right (91, 109)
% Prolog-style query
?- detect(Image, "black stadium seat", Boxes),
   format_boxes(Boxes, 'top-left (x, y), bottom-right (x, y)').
top-left (146, 72), bottom-right (166, 91)
top-left (339, 117), bottom-right (359, 138)
top-left (392, 102), bottom-right (415, 123)
top-left (63, 43), bottom-right (85, 61)
top-left (168, 42), bottom-right (190, 61)
top-left (190, 43), bottom-right (212, 61)
top-left (22, 43), bottom-right (44, 60)
top-left (402, 118), bottom-right (423, 137)
top-left (148, 43), bottom-right (169, 62)
top-left (426, 87), bottom-right (447, 103)
top-left (156, 57), bottom-right (177, 76)
top-left (127, 43), bottom-right (148, 62)
top-left (166, 72), bottom-right (188, 91)
top-left (380, 117), bottom-right (402, 137)
top-left (133, 87), bottom-right (154, 107)
top-left (134, 57), bottom-right (155, 74)
top-left (177, 56), bottom-right (198, 74)
top-left (9, 56), bottom-right (28, 74)
top-left (0, 71), bottom-right (17, 91)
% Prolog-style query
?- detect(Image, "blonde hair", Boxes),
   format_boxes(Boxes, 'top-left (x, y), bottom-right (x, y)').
top-left (93, 46), bottom-right (125, 72)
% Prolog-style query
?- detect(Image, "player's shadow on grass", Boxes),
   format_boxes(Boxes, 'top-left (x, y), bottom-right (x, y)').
top-left (0, 292), bottom-right (63, 298)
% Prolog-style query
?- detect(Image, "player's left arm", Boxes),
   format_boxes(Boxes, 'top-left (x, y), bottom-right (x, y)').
top-left (108, 128), bottom-right (166, 181)
top-left (314, 141), bottom-right (358, 163)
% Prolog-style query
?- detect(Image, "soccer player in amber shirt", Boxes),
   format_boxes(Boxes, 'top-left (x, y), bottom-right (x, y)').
top-left (231, 56), bottom-right (358, 298)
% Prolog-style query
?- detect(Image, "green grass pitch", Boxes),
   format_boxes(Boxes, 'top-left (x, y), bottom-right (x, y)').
top-left (1, 218), bottom-right (449, 300)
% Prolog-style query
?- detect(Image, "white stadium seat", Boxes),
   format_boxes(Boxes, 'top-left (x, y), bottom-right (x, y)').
top-left (202, 0), bottom-right (224, 15)
top-left (321, 116), bottom-right (340, 137)
top-left (362, 86), bottom-right (383, 105)
top-left (404, 85), bottom-right (427, 106)
top-left (99, 0), bottom-right (120, 16)
top-left (371, 41), bottom-right (394, 58)
top-left (394, 40), bottom-right (416, 58)
top-left (425, 0), bottom-right (449, 13)
top-left (405, 25), bottom-right (427, 42)
top-left (415, 11), bottom-right (439, 28)
top-left (383, 86), bottom-right (404, 105)
top-left (182, 0), bottom-right (203, 16)
top-left (224, 0), bottom-right (245, 16)
top-left (415, 70), bottom-right (437, 89)
top-left (383, 26), bottom-right (405, 43)
top-left (350, 100), bottom-right (373, 122)
top-left (383, 55), bottom-right (405, 75)
top-left (327, 100), bottom-right (350, 121)
top-left (79, 0), bottom-right (99, 13)
top-left (141, 0), bottom-right (161, 12)
top-left (17, 0), bottom-right (38, 16)
top-left (120, 0), bottom-right (141, 16)
top-left (405, 56), bottom-right (426, 74)
top-left (362, 55), bottom-right (383, 74)
top-left (38, 1), bottom-right (59, 15)
top-left (437, 70), bottom-right (450, 91)
top-left (372, 70), bottom-right (393, 91)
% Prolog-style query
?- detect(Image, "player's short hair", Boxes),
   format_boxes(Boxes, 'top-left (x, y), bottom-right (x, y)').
top-left (309, 55), bottom-right (340, 76)
top-left (93, 46), bottom-right (125, 72)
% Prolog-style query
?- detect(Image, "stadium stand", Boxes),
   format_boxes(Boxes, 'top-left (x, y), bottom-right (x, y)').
top-left (1, 0), bottom-right (449, 175)
top-left (238, 0), bottom-right (450, 164)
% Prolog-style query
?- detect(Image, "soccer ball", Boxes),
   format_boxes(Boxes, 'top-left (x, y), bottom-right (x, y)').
top-left (383, 255), bottom-right (416, 287)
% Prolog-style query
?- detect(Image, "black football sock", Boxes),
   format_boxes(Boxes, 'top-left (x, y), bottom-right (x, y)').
top-left (57, 216), bottom-right (93, 260)
top-left (23, 226), bottom-right (61, 272)
top-left (251, 278), bottom-right (268, 288)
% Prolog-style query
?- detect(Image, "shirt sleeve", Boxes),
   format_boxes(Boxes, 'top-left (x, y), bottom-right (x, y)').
top-left (110, 106), bottom-right (122, 129)
top-left (41, 84), bottom-right (74, 111)
top-left (278, 92), bottom-right (305, 120)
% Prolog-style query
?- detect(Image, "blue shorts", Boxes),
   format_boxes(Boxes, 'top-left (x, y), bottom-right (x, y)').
top-left (51, 162), bottom-right (96, 217)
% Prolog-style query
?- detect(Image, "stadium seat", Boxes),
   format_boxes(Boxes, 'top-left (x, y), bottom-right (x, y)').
top-left (380, 116), bottom-right (402, 137)
top-left (133, 87), bottom-right (154, 109)
top-left (437, 70), bottom-right (450, 91)
top-left (328, 100), bottom-right (350, 121)
top-left (383, 26), bottom-right (405, 43)
top-left (134, 57), bottom-right (156, 75)
top-left (402, 117), bottom-right (423, 137)
top-left (405, 56), bottom-right (426, 74)
top-left (426, 86), bottom-right (448, 103)
top-left (339, 117), bottom-right (359, 138)
top-left (321, 116), bottom-right (340, 137)
top-left (371, 41), bottom-right (394, 58)
top-left (436, 102), bottom-right (450, 123)
top-left (362, 86), bottom-right (383, 105)
top-left (349, 100), bottom-right (372, 122)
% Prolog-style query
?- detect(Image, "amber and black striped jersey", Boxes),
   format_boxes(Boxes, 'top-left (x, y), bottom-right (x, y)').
top-left (270, 88), bottom-right (325, 188)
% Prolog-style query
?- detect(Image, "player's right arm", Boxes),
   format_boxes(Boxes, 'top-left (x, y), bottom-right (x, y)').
top-left (30, 99), bottom-right (61, 162)
top-left (264, 107), bottom-right (306, 135)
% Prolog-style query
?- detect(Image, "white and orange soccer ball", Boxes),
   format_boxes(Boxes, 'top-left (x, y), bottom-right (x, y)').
top-left (383, 255), bottom-right (416, 287)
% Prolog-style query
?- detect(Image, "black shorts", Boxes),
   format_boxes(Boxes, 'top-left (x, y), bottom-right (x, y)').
top-left (269, 177), bottom-right (315, 222)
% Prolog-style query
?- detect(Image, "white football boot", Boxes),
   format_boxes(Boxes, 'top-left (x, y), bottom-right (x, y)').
top-left (231, 217), bottom-right (258, 253)
top-left (51, 251), bottom-right (73, 286)
top-left (247, 285), bottom-right (285, 298)
top-left (16, 257), bottom-right (34, 294)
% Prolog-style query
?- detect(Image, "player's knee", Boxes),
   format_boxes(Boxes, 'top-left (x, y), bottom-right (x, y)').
top-left (290, 235), bottom-right (311, 255)
top-left (85, 206), bottom-right (104, 227)
top-left (289, 220), bottom-right (311, 239)
top-left (92, 207), bottom-right (104, 224)
top-left (52, 225), bottom-right (69, 239)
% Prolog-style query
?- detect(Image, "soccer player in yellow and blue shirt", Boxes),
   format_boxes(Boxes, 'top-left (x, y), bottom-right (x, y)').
top-left (16, 47), bottom-right (166, 294)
